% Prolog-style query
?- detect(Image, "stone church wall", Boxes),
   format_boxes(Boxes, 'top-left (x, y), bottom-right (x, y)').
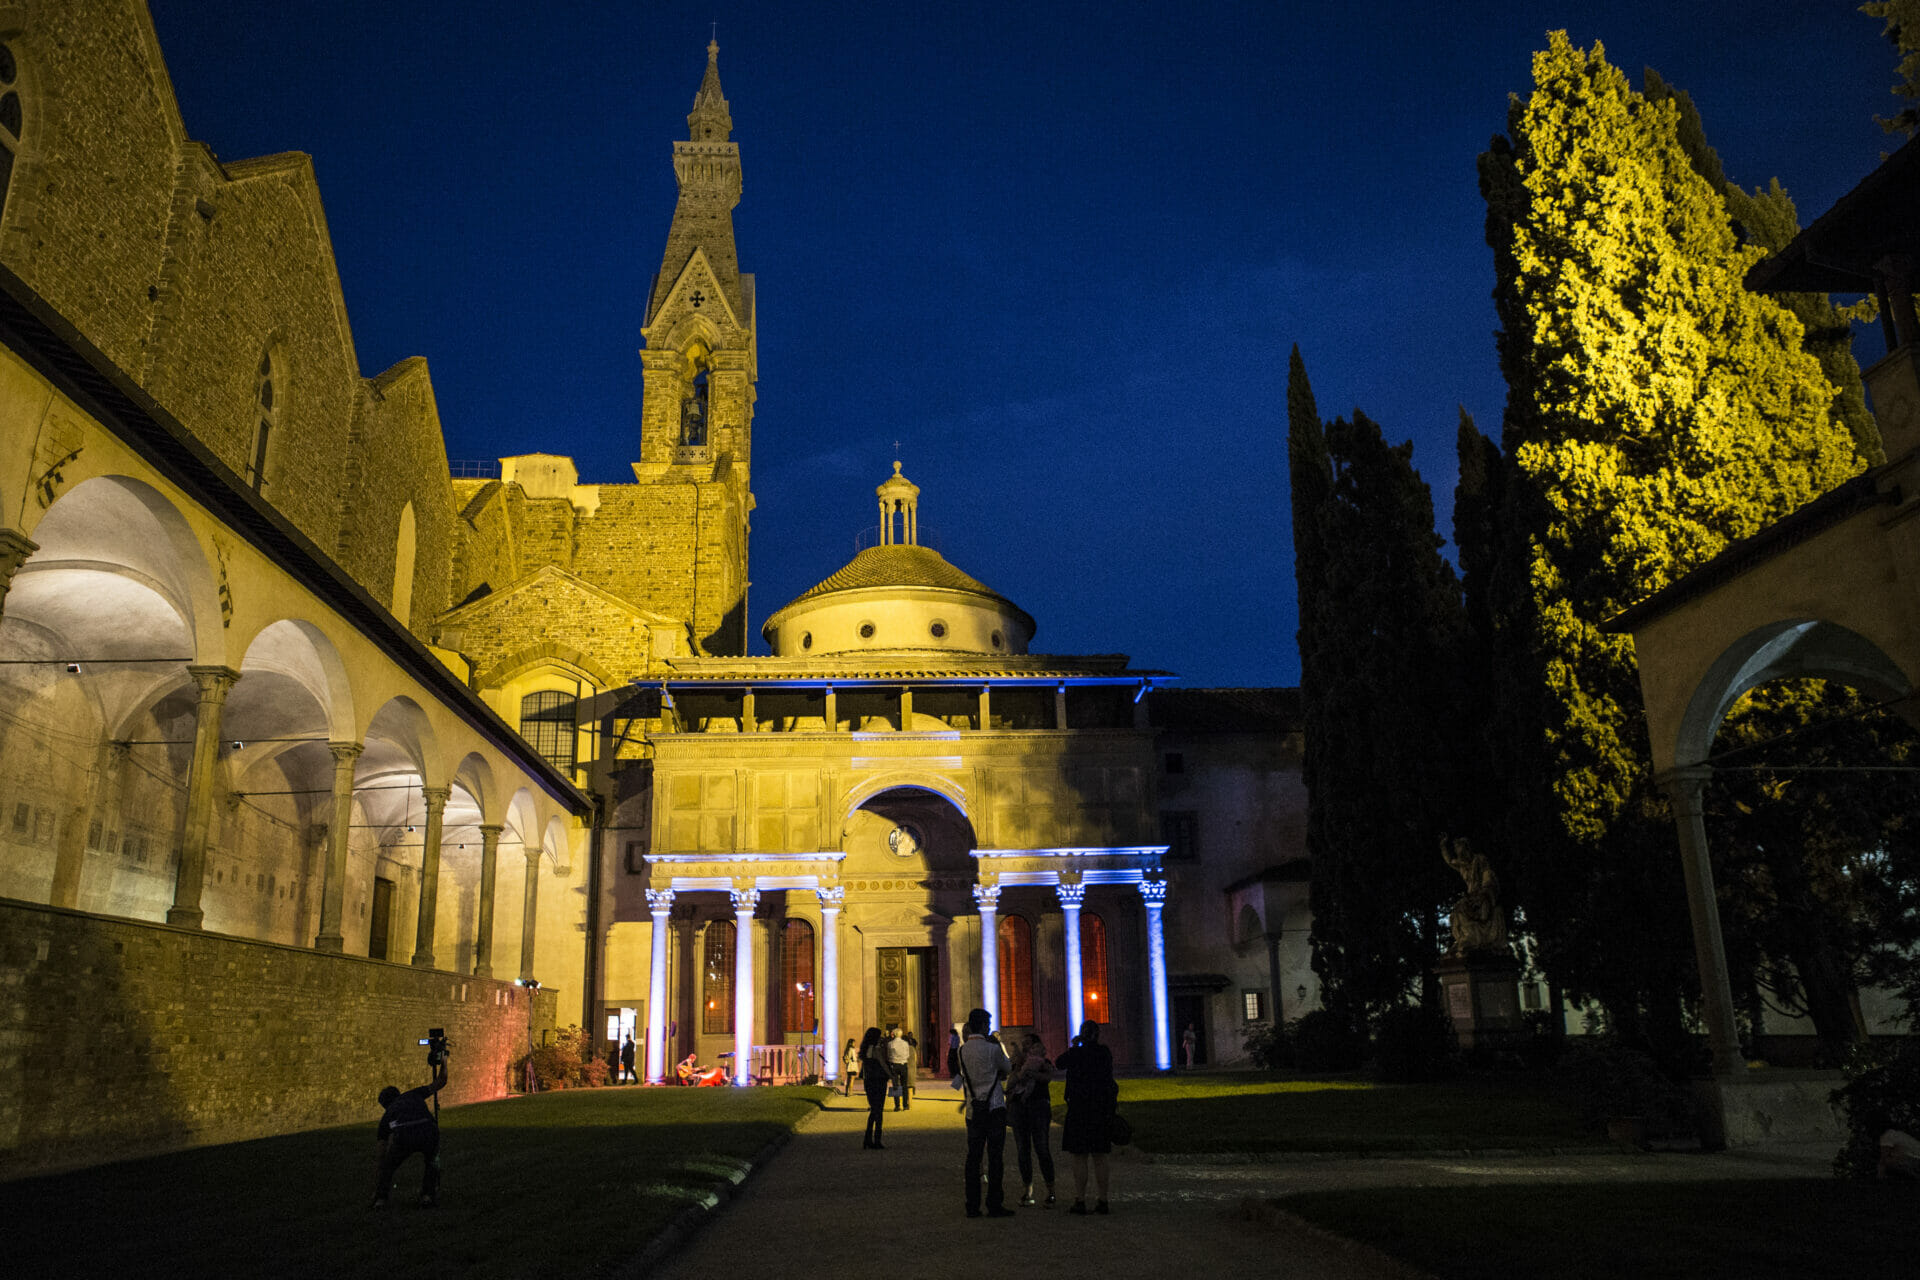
top-left (0, 898), bottom-right (553, 1178)
top-left (334, 359), bottom-right (454, 627)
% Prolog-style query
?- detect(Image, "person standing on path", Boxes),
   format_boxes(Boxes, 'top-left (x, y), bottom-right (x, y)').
top-left (1007, 1031), bottom-right (1057, 1207)
top-left (1057, 1019), bottom-right (1115, 1215)
top-left (840, 1038), bottom-right (859, 1096)
top-left (859, 1027), bottom-right (890, 1149)
top-left (886, 1026), bottom-right (913, 1110)
top-left (620, 1035), bottom-right (637, 1084)
top-left (1181, 1023), bottom-right (1197, 1070)
top-left (953, 1006), bottom-right (1015, 1219)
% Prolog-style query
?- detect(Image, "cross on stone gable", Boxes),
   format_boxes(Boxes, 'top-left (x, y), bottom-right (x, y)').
top-left (689, 289), bottom-right (705, 309)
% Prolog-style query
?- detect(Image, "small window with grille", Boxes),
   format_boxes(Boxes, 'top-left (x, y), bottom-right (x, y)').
top-left (519, 690), bottom-right (576, 772)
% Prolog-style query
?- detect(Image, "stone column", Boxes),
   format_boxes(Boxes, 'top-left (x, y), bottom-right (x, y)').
top-left (472, 823), bottom-right (504, 978)
top-left (1058, 879), bottom-right (1087, 1032)
top-left (974, 882), bottom-right (1001, 1026)
top-left (1141, 878), bottom-right (1171, 1070)
top-left (1054, 683), bottom-right (1069, 730)
top-left (645, 888), bottom-right (675, 1082)
top-left (742, 688), bottom-right (757, 732)
top-left (167, 666), bottom-right (241, 928)
top-left (411, 786), bottom-right (450, 968)
top-left (818, 886), bottom-right (844, 1083)
top-left (823, 687), bottom-right (838, 732)
top-left (731, 885), bottom-right (760, 1085)
top-left (1659, 767), bottom-right (1745, 1077)
top-left (0, 527), bottom-right (37, 619)
top-left (312, 740), bottom-right (362, 950)
top-left (518, 845), bottom-right (542, 983)
top-left (977, 685), bottom-right (991, 731)
top-left (900, 687), bottom-right (914, 730)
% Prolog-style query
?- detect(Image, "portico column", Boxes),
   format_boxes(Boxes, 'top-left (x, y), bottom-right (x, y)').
top-left (411, 786), bottom-right (450, 967)
top-left (731, 885), bottom-right (760, 1085)
top-left (518, 845), bottom-right (541, 982)
top-left (0, 527), bottom-right (37, 619)
top-left (1141, 879), bottom-right (1172, 1070)
top-left (1058, 880), bottom-right (1086, 1031)
top-left (313, 740), bottom-right (363, 950)
top-left (974, 883), bottom-right (1001, 1026)
top-left (472, 823), bottom-right (504, 978)
top-left (645, 888), bottom-right (675, 1082)
top-left (818, 886), bottom-right (844, 1082)
top-left (1659, 767), bottom-right (1744, 1077)
top-left (167, 665), bottom-right (241, 928)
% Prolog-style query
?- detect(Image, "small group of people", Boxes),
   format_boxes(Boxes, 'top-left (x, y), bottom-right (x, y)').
top-left (845, 1010), bottom-right (1118, 1216)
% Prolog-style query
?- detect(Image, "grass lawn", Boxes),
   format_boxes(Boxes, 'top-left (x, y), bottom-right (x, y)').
top-left (1118, 1071), bottom-right (1605, 1154)
top-left (1279, 1179), bottom-right (1920, 1280)
top-left (7, 1085), bottom-right (830, 1279)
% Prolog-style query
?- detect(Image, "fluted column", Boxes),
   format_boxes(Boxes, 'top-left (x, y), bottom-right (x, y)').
top-left (732, 885), bottom-right (760, 1085)
top-left (313, 740), bottom-right (363, 950)
top-left (1141, 878), bottom-right (1171, 1070)
top-left (1659, 767), bottom-right (1744, 1077)
top-left (646, 888), bottom-right (675, 1082)
top-left (167, 665), bottom-right (241, 928)
top-left (975, 882), bottom-right (1001, 1026)
top-left (818, 886), bottom-right (844, 1082)
top-left (518, 845), bottom-right (542, 982)
top-left (411, 786), bottom-right (450, 967)
top-left (472, 823), bottom-right (504, 978)
top-left (1058, 880), bottom-right (1086, 1031)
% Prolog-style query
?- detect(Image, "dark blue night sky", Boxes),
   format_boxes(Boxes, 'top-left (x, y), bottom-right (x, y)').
top-left (145, 2), bottom-right (1898, 687)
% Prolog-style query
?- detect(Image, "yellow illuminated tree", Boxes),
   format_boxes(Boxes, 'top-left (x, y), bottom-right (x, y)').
top-left (1477, 34), bottom-right (1867, 1055)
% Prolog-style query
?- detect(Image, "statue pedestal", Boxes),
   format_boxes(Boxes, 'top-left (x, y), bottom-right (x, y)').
top-left (1437, 953), bottom-right (1523, 1052)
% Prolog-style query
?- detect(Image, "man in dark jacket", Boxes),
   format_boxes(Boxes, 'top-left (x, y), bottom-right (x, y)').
top-left (372, 1055), bottom-right (448, 1207)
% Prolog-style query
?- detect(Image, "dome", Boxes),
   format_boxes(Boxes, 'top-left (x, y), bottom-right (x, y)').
top-left (761, 468), bottom-right (1037, 657)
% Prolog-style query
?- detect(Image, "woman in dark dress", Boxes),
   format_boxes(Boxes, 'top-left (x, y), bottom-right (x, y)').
top-left (858, 1026), bottom-right (890, 1149)
top-left (1055, 1019), bottom-right (1115, 1214)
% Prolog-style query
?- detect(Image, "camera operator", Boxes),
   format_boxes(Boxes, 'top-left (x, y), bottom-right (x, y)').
top-left (371, 1048), bottom-right (448, 1208)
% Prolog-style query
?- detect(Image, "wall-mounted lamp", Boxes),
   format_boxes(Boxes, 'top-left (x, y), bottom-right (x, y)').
top-left (229, 740), bottom-right (245, 750)
top-left (65, 663), bottom-right (82, 674)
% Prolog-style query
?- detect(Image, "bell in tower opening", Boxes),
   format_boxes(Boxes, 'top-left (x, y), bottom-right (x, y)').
top-left (680, 366), bottom-right (709, 447)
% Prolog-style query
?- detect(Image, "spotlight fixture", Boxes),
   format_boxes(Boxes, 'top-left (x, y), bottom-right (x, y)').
top-left (407, 824), bottom-right (416, 833)
top-left (230, 740), bottom-right (245, 750)
top-left (65, 662), bottom-right (81, 674)
top-left (516, 977), bottom-right (541, 991)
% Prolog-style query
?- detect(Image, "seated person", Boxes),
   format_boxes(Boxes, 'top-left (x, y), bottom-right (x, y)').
top-left (676, 1052), bottom-right (699, 1085)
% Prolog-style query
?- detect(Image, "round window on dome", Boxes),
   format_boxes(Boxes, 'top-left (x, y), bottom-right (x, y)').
top-left (858, 621), bottom-right (876, 641)
top-left (930, 620), bottom-right (948, 640)
top-left (801, 631), bottom-right (812, 650)
top-left (990, 630), bottom-right (1004, 650)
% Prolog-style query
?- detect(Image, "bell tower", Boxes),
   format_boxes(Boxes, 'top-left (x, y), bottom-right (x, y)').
top-left (635, 39), bottom-right (756, 653)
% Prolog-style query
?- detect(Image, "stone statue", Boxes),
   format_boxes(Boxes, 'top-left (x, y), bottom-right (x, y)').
top-left (1442, 836), bottom-right (1508, 957)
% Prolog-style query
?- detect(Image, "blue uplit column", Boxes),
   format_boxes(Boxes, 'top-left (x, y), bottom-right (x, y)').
top-left (818, 886), bottom-right (844, 1082)
top-left (645, 888), bottom-right (674, 1082)
top-left (1057, 880), bottom-right (1086, 1032)
top-left (974, 883), bottom-right (1001, 1026)
top-left (1141, 878), bottom-right (1171, 1070)
top-left (731, 886), bottom-right (760, 1085)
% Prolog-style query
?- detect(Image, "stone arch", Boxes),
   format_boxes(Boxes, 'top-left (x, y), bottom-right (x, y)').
top-left (475, 641), bottom-right (614, 691)
top-left (842, 772), bottom-right (969, 822)
top-left (363, 695), bottom-right (438, 784)
top-left (224, 618), bottom-right (354, 743)
top-left (451, 751), bottom-right (496, 826)
top-left (1672, 619), bottom-right (1913, 770)
top-left (542, 813), bottom-right (569, 871)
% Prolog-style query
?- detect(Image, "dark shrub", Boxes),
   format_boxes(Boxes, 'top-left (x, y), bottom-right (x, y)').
top-left (1554, 1039), bottom-right (1691, 1136)
top-left (520, 1024), bottom-right (607, 1091)
top-left (1291, 1008), bottom-right (1366, 1072)
top-left (1244, 1019), bottom-right (1293, 1070)
top-left (1831, 1039), bottom-right (1920, 1179)
top-left (1371, 1002), bottom-right (1456, 1082)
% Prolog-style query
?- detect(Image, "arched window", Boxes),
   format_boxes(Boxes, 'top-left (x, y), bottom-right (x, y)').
top-left (0, 42), bottom-right (19, 216)
top-left (249, 350), bottom-right (276, 492)
top-left (391, 502), bottom-right (416, 626)
top-left (519, 690), bottom-right (575, 773)
top-left (997, 914), bottom-right (1034, 1026)
top-left (781, 919), bottom-right (815, 1032)
top-left (703, 919), bottom-right (735, 1034)
top-left (1081, 912), bottom-right (1110, 1023)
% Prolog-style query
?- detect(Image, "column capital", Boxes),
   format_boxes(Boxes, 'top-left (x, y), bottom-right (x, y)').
top-left (730, 886), bottom-right (761, 914)
top-left (327, 740), bottom-right (364, 766)
top-left (420, 785), bottom-right (451, 810)
top-left (1055, 882), bottom-right (1087, 908)
top-left (1656, 765), bottom-right (1713, 813)
top-left (816, 885), bottom-right (846, 910)
top-left (478, 822), bottom-right (505, 838)
top-left (1139, 877), bottom-right (1168, 906)
top-left (0, 525), bottom-right (38, 572)
top-left (186, 664), bottom-right (242, 701)
top-left (973, 883), bottom-right (1001, 912)
top-left (646, 887), bottom-right (676, 913)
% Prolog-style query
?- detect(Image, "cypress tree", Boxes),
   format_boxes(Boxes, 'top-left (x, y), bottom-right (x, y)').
top-left (1476, 34), bottom-right (1865, 1056)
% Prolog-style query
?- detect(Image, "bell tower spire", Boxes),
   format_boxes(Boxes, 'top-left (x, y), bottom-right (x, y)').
top-left (634, 39), bottom-right (757, 657)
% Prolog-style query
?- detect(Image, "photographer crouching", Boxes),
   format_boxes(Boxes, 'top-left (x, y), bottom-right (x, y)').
top-left (371, 1028), bottom-right (450, 1208)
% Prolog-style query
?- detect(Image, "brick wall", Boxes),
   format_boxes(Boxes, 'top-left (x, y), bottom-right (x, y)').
top-left (0, 899), bottom-right (555, 1179)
